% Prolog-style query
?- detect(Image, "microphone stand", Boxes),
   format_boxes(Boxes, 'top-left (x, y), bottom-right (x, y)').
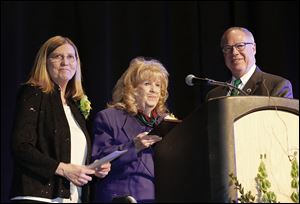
top-left (203, 78), bottom-right (248, 96)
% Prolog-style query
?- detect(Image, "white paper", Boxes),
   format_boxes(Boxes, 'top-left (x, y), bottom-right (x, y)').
top-left (87, 149), bottom-right (128, 169)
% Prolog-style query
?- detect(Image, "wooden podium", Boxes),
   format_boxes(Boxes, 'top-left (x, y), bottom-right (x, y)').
top-left (154, 96), bottom-right (299, 202)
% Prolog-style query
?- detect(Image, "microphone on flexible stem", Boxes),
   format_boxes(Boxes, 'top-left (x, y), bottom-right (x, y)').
top-left (185, 74), bottom-right (248, 96)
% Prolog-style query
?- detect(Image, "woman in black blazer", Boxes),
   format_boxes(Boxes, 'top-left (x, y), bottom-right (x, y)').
top-left (10, 36), bottom-right (111, 203)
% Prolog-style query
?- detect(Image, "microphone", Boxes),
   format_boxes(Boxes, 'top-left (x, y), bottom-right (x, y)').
top-left (185, 74), bottom-right (212, 86)
top-left (185, 74), bottom-right (248, 96)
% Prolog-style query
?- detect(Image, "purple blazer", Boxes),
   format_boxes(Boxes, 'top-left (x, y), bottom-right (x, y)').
top-left (91, 108), bottom-right (164, 203)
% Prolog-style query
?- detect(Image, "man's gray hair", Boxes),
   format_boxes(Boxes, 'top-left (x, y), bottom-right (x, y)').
top-left (220, 27), bottom-right (255, 47)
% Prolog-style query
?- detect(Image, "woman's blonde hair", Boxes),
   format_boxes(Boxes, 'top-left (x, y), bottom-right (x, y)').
top-left (26, 36), bottom-right (85, 100)
top-left (108, 57), bottom-right (169, 116)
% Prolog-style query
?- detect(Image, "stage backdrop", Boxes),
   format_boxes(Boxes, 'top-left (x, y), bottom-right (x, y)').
top-left (1, 1), bottom-right (299, 202)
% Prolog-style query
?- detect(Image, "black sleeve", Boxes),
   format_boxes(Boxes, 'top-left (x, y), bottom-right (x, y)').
top-left (11, 85), bottom-right (59, 180)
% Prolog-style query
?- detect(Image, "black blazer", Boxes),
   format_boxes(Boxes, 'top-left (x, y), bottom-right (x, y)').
top-left (10, 84), bottom-right (91, 202)
top-left (206, 67), bottom-right (294, 100)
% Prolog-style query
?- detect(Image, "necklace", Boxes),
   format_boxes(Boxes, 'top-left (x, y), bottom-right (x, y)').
top-left (136, 110), bottom-right (158, 127)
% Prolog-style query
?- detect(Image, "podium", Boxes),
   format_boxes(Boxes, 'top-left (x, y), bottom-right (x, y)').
top-left (154, 96), bottom-right (299, 202)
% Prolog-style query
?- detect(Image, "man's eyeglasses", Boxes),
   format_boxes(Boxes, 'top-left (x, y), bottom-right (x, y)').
top-left (49, 54), bottom-right (77, 64)
top-left (222, 42), bottom-right (253, 53)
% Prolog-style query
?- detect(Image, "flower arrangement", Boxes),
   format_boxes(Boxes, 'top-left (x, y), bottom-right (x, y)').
top-left (79, 95), bottom-right (92, 119)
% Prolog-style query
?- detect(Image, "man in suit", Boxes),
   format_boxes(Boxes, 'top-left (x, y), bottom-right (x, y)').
top-left (206, 27), bottom-right (293, 100)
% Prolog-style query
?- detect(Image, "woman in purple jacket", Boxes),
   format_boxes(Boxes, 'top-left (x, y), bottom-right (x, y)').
top-left (92, 57), bottom-right (170, 203)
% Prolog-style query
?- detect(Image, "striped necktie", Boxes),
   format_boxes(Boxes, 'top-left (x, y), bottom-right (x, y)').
top-left (231, 78), bottom-right (242, 96)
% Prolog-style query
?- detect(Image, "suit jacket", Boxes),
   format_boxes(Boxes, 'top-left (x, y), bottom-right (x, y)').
top-left (206, 67), bottom-right (293, 100)
top-left (91, 108), bottom-right (164, 203)
top-left (10, 84), bottom-right (91, 202)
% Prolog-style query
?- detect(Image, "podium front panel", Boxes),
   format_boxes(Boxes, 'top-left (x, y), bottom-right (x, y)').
top-left (234, 110), bottom-right (299, 203)
top-left (154, 96), bottom-right (299, 202)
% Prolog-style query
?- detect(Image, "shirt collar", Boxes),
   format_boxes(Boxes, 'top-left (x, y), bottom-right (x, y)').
top-left (231, 64), bottom-right (256, 86)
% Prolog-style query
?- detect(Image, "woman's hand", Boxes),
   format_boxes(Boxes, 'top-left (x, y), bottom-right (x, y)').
top-left (133, 132), bottom-right (162, 152)
top-left (94, 162), bottom-right (111, 178)
top-left (55, 162), bottom-right (95, 187)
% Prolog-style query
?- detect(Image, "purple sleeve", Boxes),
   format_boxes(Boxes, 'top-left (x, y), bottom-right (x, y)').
top-left (91, 109), bottom-right (139, 169)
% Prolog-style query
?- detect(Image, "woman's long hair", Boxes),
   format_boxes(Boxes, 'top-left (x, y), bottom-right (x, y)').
top-left (26, 36), bottom-right (85, 100)
top-left (108, 57), bottom-right (169, 116)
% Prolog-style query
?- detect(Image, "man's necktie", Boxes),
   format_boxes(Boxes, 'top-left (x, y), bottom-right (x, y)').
top-left (231, 78), bottom-right (242, 96)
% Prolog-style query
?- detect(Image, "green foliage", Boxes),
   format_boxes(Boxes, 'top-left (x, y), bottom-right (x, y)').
top-left (229, 173), bottom-right (255, 203)
top-left (229, 152), bottom-right (299, 203)
top-left (290, 152), bottom-right (299, 203)
top-left (255, 154), bottom-right (278, 203)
